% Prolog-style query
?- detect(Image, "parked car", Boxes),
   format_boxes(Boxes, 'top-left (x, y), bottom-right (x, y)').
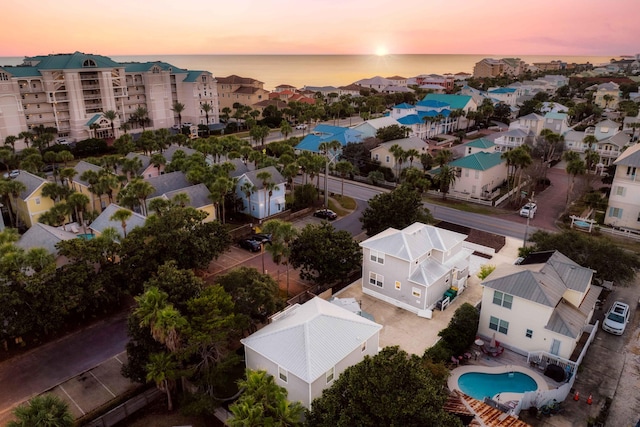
top-left (3, 170), bottom-right (20, 179)
top-left (295, 124), bottom-right (307, 130)
top-left (250, 233), bottom-right (272, 244)
top-left (314, 209), bottom-right (337, 220)
top-left (602, 301), bottom-right (630, 335)
top-left (41, 164), bottom-right (60, 173)
top-left (238, 238), bottom-right (262, 252)
top-left (519, 202), bottom-right (537, 218)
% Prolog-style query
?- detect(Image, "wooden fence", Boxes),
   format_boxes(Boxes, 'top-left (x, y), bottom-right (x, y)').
top-left (84, 388), bottom-right (162, 427)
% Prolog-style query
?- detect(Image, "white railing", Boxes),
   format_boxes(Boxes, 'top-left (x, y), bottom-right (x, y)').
top-left (426, 190), bottom-right (493, 206)
top-left (599, 226), bottom-right (640, 241)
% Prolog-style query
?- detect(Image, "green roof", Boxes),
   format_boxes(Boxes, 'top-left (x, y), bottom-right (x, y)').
top-left (183, 70), bottom-right (204, 82)
top-left (466, 138), bottom-right (495, 149)
top-left (422, 94), bottom-right (472, 110)
top-left (449, 151), bottom-right (504, 171)
top-left (0, 66), bottom-right (41, 77)
top-left (122, 61), bottom-right (187, 73)
top-left (86, 114), bottom-right (102, 126)
top-left (24, 52), bottom-right (121, 70)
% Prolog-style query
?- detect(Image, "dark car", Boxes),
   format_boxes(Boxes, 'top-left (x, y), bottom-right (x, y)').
top-left (238, 238), bottom-right (262, 252)
top-left (314, 209), bottom-right (337, 220)
top-left (249, 233), bottom-right (272, 244)
top-left (41, 164), bottom-right (60, 173)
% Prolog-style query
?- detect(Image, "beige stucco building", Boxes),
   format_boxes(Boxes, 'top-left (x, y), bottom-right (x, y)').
top-left (0, 52), bottom-right (219, 144)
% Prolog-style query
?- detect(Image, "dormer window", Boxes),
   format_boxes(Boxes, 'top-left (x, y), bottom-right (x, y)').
top-left (82, 59), bottom-right (97, 67)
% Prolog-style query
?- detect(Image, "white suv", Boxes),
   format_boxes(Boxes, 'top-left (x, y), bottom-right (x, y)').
top-left (602, 301), bottom-right (630, 335)
top-left (295, 124), bottom-right (307, 130)
top-left (519, 202), bottom-right (537, 218)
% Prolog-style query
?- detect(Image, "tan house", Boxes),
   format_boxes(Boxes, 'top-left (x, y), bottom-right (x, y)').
top-left (217, 75), bottom-right (270, 113)
top-left (593, 82), bottom-right (621, 110)
top-left (72, 161), bottom-right (114, 212)
top-left (11, 171), bottom-right (55, 228)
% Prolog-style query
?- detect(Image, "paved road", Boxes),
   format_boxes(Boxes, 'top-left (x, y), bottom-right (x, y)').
top-left (0, 312), bottom-right (129, 419)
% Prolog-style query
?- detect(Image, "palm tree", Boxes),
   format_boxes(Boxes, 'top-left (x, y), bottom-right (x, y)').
top-left (150, 152), bottom-right (166, 175)
top-left (280, 119), bottom-right (293, 139)
top-left (0, 179), bottom-right (26, 228)
top-left (264, 181), bottom-right (280, 217)
top-left (80, 169), bottom-right (101, 212)
top-left (171, 102), bottom-right (185, 128)
top-left (67, 192), bottom-right (90, 234)
top-left (58, 168), bottom-right (77, 190)
top-left (146, 352), bottom-right (179, 411)
top-left (104, 110), bottom-right (118, 138)
top-left (512, 145), bottom-right (533, 205)
top-left (405, 148), bottom-right (420, 168)
top-left (4, 135), bottom-right (17, 153)
top-left (602, 94), bottom-right (614, 109)
top-left (57, 150), bottom-right (74, 168)
top-left (256, 171), bottom-right (272, 219)
top-left (133, 106), bottom-right (149, 131)
top-left (334, 159), bottom-right (354, 197)
top-left (110, 208), bottom-right (132, 237)
top-left (318, 140), bottom-right (342, 206)
top-left (240, 181), bottom-right (256, 214)
top-left (435, 164), bottom-right (457, 200)
top-left (388, 144), bottom-right (405, 182)
top-left (8, 394), bottom-right (74, 427)
top-left (18, 131), bottom-right (34, 149)
top-left (89, 122), bottom-right (101, 138)
top-left (201, 102), bottom-right (212, 126)
top-left (129, 179), bottom-right (155, 216)
top-left (434, 149), bottom-right (453, 167)
top-left (563, 151), bottom-right (586, 205)
top-left (98, 172), bottom-right (120, 204)
top-left (262, 219), bottom-right (298, 296)
top-left (211, 176), bottom-right (234, 222)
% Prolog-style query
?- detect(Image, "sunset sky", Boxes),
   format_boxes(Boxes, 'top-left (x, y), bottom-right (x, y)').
top-left (1, 0), bottom-right (638, 57)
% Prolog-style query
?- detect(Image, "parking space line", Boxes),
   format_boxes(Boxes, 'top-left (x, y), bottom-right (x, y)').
top-left (114, 355), bottom-right (124, 364)
top-left (90, 371), bottom-right (116, 397)
top-left (59, 384), bottom-right (85, 415)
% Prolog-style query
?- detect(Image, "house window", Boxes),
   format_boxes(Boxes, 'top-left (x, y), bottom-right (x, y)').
top-left (361, 341), bottom-right (367, 352)
top-left (369, 272), bottom-right (383, 288)
top-left (326, 367), bottom-right (335, 384)
top-left (278, 366), bottom-right (288, 383)
top-left (475, 170), bottom-right (480, 179)
top-left (489, 316), bottom-right (509, 334)
top-left (615, 186), bottom-right (626, 196)
top-left (386, 155), bottom-right (390, 163)
top-left (35, 197), bottom-right (41, 205)
top-left (492, 290), bottom-right (513, 309)
top-left (526, 329), bottom-right (533, 338)
top-left (608, 207), bottom-right (623, 219)
top-left (375, 154), bottom-right (379, 161)
top-left (370, 250), bottom-right (384, 264)
top-left (412, 287), bottom-right (421, 298)
top-left (627, 166), bottom-right (636, 176)
top-left (394, 281), bottom-right (401, 290)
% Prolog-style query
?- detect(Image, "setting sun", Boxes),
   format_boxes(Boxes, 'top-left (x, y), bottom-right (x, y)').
top-left (375, 46), bottom-right (388, 56)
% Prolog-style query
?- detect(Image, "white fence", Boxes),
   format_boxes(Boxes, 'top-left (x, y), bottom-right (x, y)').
top-left (599, 227), bottom-right (640, 241)
top-left (426, 190), bottom-right (494, 206)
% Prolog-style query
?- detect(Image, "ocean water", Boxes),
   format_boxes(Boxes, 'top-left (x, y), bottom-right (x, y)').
top-left (1, 54), bottom-right (615, 91)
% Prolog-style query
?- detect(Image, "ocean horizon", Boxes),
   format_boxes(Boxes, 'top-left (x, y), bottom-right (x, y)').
top-left (0, 53), bottom-right (617, 91)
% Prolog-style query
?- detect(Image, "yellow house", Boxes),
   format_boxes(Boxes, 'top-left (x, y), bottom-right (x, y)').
top-left (593, 82), bottom-right (621, 110)
top-left (11, 171), bottom-right (56, 228)
top-left (148, 183), bottom-right (216, 222)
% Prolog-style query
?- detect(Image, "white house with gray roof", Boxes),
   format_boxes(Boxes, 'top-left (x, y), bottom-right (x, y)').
top-left (352, 116), bottom-right (403, 139)
top-left (149, 183), bottom-right (216, 222)
top-left (360, 223), bottom-right (471, 316)
top-left (241, 297), bottom-right (382, 409)
top-left (604, 142), bottom-right (640, 231)
top-left (235, 166), bottom-right (286, 220)
top-left (478, 251), bottom-right (601, 360)
top-left (369, 136), bottom-right (429, 174)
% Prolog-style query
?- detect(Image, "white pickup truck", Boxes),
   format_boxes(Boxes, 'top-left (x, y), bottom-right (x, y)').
top-left (519, 202), bottom-right (537, 218)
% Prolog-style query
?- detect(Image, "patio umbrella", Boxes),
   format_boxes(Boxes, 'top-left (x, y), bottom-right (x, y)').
top-left (490, 333), bottom-right (497, 349)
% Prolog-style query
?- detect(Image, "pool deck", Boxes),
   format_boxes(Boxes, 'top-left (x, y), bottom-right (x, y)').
top-left (448, 364), bottom-right (549, 405)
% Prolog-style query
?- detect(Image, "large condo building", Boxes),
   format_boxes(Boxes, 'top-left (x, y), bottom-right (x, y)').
top-left (0, 52), bottom-right (219, 143)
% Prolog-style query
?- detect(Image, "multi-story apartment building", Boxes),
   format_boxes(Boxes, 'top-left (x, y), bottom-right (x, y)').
top-left (216, 75), bottom-right (270, 113)
top-left (0, 52), bottom-right (218, 143)
top-left (473, 58), bottom-right (505, 78)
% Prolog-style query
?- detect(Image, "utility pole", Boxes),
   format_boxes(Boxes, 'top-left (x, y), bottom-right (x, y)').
top-left (522, 191), bottom-right (535, 248)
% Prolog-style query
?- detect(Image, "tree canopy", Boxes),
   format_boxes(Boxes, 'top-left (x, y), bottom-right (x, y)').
top-left (522, 230), bottom-right (640, 284)
top-left (360, 184), bottom-right (433, 236)
top-left (306, 346), bottom-right (462, 427)
top-left (289, 222), bottom-right (362, 288)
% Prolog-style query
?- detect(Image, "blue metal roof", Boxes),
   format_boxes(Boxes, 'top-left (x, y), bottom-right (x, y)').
top-left (421, 94), bottom-right (472, 110)
top-left (417, 99), bottom-right (450, 109)
top-left (25, 52), bottom-right (121, 69)
top-left (489, 87), bottom-right (516, 94)
top-left (394, 102), bottom-right (415, 109)
top-left (0, 66), bottom-right (41, 77)
top-left (397, 115), bottom-right (423, 125)
top-left (295, 126), bottom-right (363, 153)
top-left (418, 110), bottom-right (451, 118)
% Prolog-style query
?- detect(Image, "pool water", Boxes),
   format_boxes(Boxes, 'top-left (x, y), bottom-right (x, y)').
top-left (458, 371), bottom-right (538, 400)
top-left (77, 233), bottom-right (95, 240)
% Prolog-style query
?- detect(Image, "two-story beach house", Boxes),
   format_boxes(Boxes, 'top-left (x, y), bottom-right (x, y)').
top-left (479, 251), bottom-right (601, 360)
top-left (446, 151), bottom-right (507, 201)
top-left (360, 223), bottom-right (472, 316)
top-left (241, 297), bottom-right (382, 409)
top-left (236, 166), bottom-right (286, 220)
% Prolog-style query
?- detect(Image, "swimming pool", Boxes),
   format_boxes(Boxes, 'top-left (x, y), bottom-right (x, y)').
top-left (457, 371), bottom-right (538, 400)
